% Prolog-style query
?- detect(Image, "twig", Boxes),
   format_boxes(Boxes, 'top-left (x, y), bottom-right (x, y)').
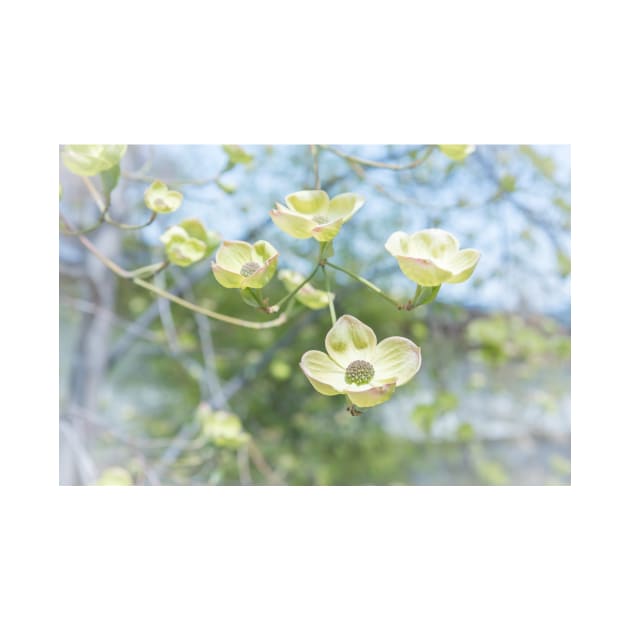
top-left (320, 145), bottom-right (434, 171)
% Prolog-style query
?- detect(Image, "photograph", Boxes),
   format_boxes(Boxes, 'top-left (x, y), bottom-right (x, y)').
top-left (59, 144), bottom-right (571, 485)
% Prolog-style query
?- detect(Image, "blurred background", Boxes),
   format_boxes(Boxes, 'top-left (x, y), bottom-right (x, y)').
top-left (59, 144), bottom-right (570, 485)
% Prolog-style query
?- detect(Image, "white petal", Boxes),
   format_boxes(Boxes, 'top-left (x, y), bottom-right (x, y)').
top-left (345, 382), bottom-right (396, 408)
top-left (216, 240), bottom-right (254, 272)
top-left (270, 205), bottom-right (317, 239)
top-left (285, 190), bottom-right (330, 215)
top-left (384, 231), bottom-right (411, 257)
top-left (395, 255), bottom-right (453, 286)
top-left (409, 229), bottom-right (460, 260)
top-left (328, 193), bottom-right (365, 222)
top-left (325, 315), bottom-right (377, 368)
top-left (310, 216), bottom-right (344, 242)
top-left (445, 249), bottom-right (481, 283)
top-left (373, 336), bottom-right (422, 386)
top-left (300, 350), bottom-right (347, 395)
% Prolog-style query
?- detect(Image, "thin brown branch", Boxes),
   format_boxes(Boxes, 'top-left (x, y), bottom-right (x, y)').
top-left (320, 145), bottom-right (434, 171)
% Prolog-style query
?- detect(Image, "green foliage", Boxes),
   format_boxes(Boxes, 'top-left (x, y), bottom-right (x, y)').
top-left (499, 174), bottom-right (517, 193)
top-left (222, 144), bottom-right (254, 166)
top-left (96, 467), bottom-right (133, 485)
top-left (466, 314), bottom-right (571, 364)
top-left (520, 145), bottom-right (556, 179)
top-left (412, 392), bottom-right (459, 436)
top-left (474, 459), bottom-right (509, 485)
top-left (549, 454), bottom-right (571, 477)
top-left (456, 422), bottom-right (475, 442)
top-left (197, 404), bottom-right (250, 449)
top-left (438, 144), bottom-right (475, 161)
top-left (557, 251), bottom-right (571, 277)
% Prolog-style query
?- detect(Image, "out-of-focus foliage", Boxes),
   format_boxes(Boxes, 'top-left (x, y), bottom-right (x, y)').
top-left (59, 144), bottom-right (570, 486)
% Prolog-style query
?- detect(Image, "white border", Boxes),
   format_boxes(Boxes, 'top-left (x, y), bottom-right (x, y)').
top-left (4, 1), bottom-right (629, 628)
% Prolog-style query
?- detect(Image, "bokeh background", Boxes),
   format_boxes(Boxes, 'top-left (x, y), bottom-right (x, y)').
top-left (59, 144), bottom-right (570, 485)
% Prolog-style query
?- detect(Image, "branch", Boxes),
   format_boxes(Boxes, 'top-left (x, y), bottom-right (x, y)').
top-left (320, 145), bottom-right (434, 171)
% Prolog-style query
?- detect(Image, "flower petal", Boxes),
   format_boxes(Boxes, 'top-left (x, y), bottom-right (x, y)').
top-left (216, 240), bottom-right (254, 272)
top-left (212, 262), bottom-right (246, 288)
top-left (179, 219), bottom-right (220, 256)
top-left (160, 226), bottom-right (207, 267)
top-left (300, 350), bottom-right (347, 395)
top-left (310, 216), bottom-right (344, 242)
top-left (242, 253), bottom-right (279, 289)
top-left (62, 145), bottom-right (127, 176)
top-left (325, 315), bottom-right (377, 368)
top-left (384, 231), bottom-right (411, 257)
top-left (345, 382), bottom-right (396, 408)
top-left (395, 255), bottom-right (453, 286)
top-left (445, 249), bottom-right (481, 283)
top-left (270, 205), bottom-right (317, 239)
top-left (373, 336), bottom-right (422, 386)
top-left (251, 240), bottom-right (278, 264)
top-left (409, 229), bottom-right (460, 260)
top-left (328, 193), bottom-right (365, 222)
top-left (162, 190), bottom-right (184, 212)
top-left (285, 190), bottom-right (330, 215)
top-left (165, 238), bottom-right (206, 267)
top-left (144, 180), bottom-right (182, 214)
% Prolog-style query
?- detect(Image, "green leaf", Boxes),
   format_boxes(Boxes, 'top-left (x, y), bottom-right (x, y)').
top-left (499, 174), bottom-right (517, 193)
top-left (412, 404), bottom-right (437, 436)
top-left (216, 178), bottom-right (237, 194)
top-left (456, 422), bottom-right (475, 442)
top-left (553, 196), bottom-right (571, 213)
top-left (557, 251), bottom-right (571, 277)
top-left (475, 460), bottom-right (508, 485)
top-left (438, 145), bottom-right (475, 161)
top-left (519, 145), bottom-right (556, 179)
top-left (436, 392), bottom-right (458, 412)
top-left (270, 358), bottom-right (291, 381)
top-left (222, 144), bottom-right (254, 165)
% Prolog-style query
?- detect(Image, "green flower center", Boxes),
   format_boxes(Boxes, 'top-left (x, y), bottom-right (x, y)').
top-left (240, 261), bottom-right (261, 277)
top-left (312, 214), bottom-right (330, 225)
top-left (345, 359), bottom-right (375, 385)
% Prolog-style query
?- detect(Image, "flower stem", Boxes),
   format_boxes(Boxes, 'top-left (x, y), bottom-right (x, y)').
top-left (322, 265), bottom-right (336, 325)
top-left (133, 278), bottom-right (288, 329)
top-left (104, 210), bottom-right (158, 230)
top-left (319, 145), bottom-right (434, 171)
top-left (272, 263), bottom-right (320, 311)
top-left (325, 261), bottom-right (400, 308)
